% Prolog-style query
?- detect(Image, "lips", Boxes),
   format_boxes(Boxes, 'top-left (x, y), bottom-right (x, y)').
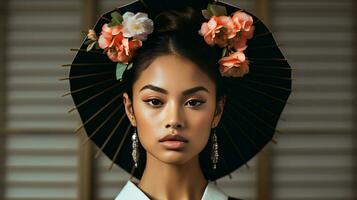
top-left (159, 134), bottom-right (188, 143)
top-left (159, 134), bottom-right (188, 150)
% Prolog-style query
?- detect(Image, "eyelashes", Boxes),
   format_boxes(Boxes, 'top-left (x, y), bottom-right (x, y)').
top-left (143, 98), bottom-right (206, 108)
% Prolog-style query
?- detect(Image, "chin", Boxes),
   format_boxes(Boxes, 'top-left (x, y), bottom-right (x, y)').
top-left (158, 151), bottom-right (197, 165)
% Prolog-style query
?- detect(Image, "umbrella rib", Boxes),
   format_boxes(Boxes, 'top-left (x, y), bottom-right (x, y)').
top-left (247, 57), bottom-right (287, 62)
top-left (59, 71), bottom-right (112, 81)
top-left (61, 63), bottom-right (113, 67)
top-left (109, 123), bottom-right (132, 170)
top-left (241, 79), bottom-right (292, 92)
top-left (228, 99), bottom-right (282, 135)
top-left (74, 89), bottom-right (124, 133)
top-left (246, 73), bottom-right (294, 80)
top-left (62, 79), bottom-right (113, 97)
top-left (252, 31), bottom-right (271, 38)
top-left (95, 111), bottom-right (127, 159)
top-left (81, 103), bottom-right (123, 146)
top-left (221, 122), bottom-right (250, 170)
top-left (68, 82), bottom-right (121, 113)
top-left (246, 44), bottom-right (283, 51)
top-left (223, 112), bottom-right (261, 150)
top-left (226, 100), bottom-right (278, 143)
top-left (224, 85), bottom-right (286, 120)
top-left (70, 48), bottom-right (104, 54)
top-left (250, 64), bottom-right (294, 70)
top-left (239, 84), bottom-right (291, 104)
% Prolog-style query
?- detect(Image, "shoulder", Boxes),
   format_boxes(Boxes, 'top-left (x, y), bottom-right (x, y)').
top-left (228, 196), bottom-right (244, 200)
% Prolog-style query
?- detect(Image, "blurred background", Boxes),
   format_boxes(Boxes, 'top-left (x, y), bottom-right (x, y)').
top-left (0, 0), bottom-right (356, 199)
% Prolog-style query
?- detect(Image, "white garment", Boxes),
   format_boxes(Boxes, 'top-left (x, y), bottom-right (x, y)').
top-left (115, 180), bottom-right (229, 200)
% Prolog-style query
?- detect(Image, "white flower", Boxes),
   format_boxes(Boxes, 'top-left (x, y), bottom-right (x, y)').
top-left (122, 12), bottom-right (154, 41)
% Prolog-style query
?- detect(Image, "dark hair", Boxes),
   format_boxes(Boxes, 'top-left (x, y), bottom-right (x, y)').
top-left (123, 6), bottom-right (226, 102)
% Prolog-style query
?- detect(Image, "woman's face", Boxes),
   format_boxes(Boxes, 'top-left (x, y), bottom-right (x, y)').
top-left (123, 54), bottom-right (225, 165)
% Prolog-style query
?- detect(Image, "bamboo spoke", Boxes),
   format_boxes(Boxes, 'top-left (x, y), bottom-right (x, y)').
top-left (74, 89), bottom-right (124, 134)
top-left (59, 71), bottom-right (111, 81)
top-left (61, 63), bottom-right (113, 67)
top-left (224, 85), bottom-right (286, 121)
top-left (228, 98), bottom-right (283, 135)
top-left (221, 122), bottom-right (250, 170)
top-left (238, 83), bottom-right (292, 104)
top-left (226, 100), bottom-right (278, 143)
top-left (241, 79), bottom-right (292, 92)
top-left (109, 123), bottom-right (132, 170)
top-left (81, 103), bottom-right (123, 146)
top-left (68, 82), bottom-right (121, 113)
top-left (62, 79), bottom-right (113, 97)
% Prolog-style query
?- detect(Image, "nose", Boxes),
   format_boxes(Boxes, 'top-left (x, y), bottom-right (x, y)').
top-left (165, 101), bottom-right (184, 129)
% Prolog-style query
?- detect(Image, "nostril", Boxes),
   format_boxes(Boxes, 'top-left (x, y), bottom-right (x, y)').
top-left (166, 123), bottom-right (182, 129)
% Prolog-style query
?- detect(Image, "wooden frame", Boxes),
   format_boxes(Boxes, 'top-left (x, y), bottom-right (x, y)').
top-left (78, 0), bottom-right (98, 199)
top-left (255, 0), bottom-right (273, 199)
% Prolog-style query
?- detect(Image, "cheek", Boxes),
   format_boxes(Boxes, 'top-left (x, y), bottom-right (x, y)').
top-left (186, 109), bottom-right (214, 151)
top-left (133, 101), bottom-right (160, 149)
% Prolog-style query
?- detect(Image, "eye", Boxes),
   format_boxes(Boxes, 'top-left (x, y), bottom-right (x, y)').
top-left (144, 98), bottom-right (163, 107)
top-left (186, 99), bottom-right (205, 107)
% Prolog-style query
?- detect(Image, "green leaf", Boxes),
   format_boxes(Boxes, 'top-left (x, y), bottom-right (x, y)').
top-left (127, 62), bottom-right (133, 70)
top-left (94, 42), bottom-right (100, 50)
top-left (116, 62), bottom-right (128, 81)
top-left (222, 48), bottom-right (227, 57)
top-left (201, 9), bottom-right (213, 20)
top-left (86, 41), bottom-right (96, 52)
top-left (107, 21), bottom-right (119, 27)
top-left (111, 11), bottom-right (123, 24)
top-left (207, 4), bottom-right (227, 16)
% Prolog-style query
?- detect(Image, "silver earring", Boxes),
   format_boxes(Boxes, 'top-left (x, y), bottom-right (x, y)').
top-left (131, 129), bottom-right (139, 168)
top-left (211, 128), bottom-right (219, 169)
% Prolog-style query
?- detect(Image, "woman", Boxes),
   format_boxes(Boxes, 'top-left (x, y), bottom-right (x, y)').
top-left (66, 0), bottom-right (292, 199)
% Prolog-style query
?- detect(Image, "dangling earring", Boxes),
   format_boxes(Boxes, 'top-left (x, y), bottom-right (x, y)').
top-left (131, 128), bottom-right (139, 168)
top-left (211, 128), bottom-right (219, 169)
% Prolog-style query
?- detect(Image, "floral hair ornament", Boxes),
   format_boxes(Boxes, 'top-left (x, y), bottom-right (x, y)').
top-left (199, 3), bottom-right (255, 78)
top-left (85, 11), bottom-right (154, 81)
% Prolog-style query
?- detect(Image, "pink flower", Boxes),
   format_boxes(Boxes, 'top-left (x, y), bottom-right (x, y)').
top-left (98, 23), bottom-right (143, 63)
top-left (107, 38), bottom-right (142, 64)
top-left (98, 24), bottom-right (123, 49)
top-left (232, 11), bottom-right (254, 33)
top-left (218, 51), bottom-right (249, 77)
top-left (230, 11), bottom-right (255, 52)
top-left (199, 16), bottom-right (236, 47)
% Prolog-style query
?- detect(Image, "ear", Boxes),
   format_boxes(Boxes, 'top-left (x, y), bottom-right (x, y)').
top-left (212, 96), bottom-right (226, 128)
top-left (123, 92), bottom-right (136, 127)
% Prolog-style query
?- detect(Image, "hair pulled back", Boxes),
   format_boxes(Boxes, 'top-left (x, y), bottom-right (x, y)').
top-left (123, 6), bottom-right (225, 102)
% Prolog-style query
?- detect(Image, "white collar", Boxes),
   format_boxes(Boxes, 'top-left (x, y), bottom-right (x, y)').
top-left (115, 180), bottom-right (228, 200)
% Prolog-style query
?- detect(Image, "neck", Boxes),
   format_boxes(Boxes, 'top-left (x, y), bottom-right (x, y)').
top-left (137, 153), bottom-right (208, 200)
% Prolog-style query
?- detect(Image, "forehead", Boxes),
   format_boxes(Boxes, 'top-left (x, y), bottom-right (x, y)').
top-left (133, 54), bottom-right (215, 94)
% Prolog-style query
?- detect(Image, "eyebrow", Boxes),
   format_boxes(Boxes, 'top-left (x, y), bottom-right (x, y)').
top-left (139, 84), bottom-right (209, 96)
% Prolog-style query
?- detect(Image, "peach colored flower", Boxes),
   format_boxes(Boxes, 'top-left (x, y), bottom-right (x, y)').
top-left (199, 16), bottom-right (236, 47)
top-left (107, 38), bottom-right (142, 64)
top-left (98, 24), bottom-right (123, 49)
top-left (218, 51), bottom-right (249, 77)
top-left (232, 11), bottom-right (254, 33)
top-left (97, 23), bottom-right (143, 63)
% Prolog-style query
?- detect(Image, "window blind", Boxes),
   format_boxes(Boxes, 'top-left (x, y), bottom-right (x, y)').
top-left (4, 0), bottom-right (81, 199)
top-left (271, 0), bottom-right (355, 199)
